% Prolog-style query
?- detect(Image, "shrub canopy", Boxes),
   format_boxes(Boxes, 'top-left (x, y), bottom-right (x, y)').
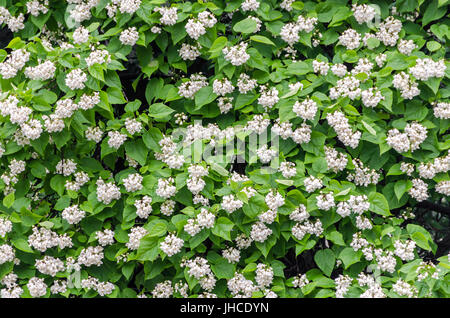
top-left (0, 0), bottom-right (449, 298)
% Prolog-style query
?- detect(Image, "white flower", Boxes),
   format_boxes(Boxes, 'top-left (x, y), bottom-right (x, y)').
top-left (316, 192), bottom-right (335, 211)
top-left (96, 229), bottom-right (115, 246)
top-left (156, 177), bottom-right (177, 199)
top-left (410, 58), bottom-right (446, 81)
top-left (339, 29), bottom-right (361, 50)
top-left (257, 86), bottom-right (279, 110)
top-left (73, 26), bottom-right (89, 44)
top-left (160, 233), bottom-right (184, 256)
top-left (185, 18), bottom-right (206, 40)
top-left (179, 43), bottom-right (201, 61)
top-left (0, 218), bottom-right (12, 238)
top-left (107, 131), bottom-right (127, 149)
top-left (178, 73), bottom-right (208, 99)
top-left (409, 178), bottom-right (429, 202)
top-left (222, 42), bottom-right (250, 66)
top-left (125, 117), bottom-right (142, 135)
top-left (293, 98), bottom-right (317, 120)
top-left (134, 196), bottom-right (153, 219)
top-left (119, 27), bottom-right (139, 46)
top-left (361, 88), bottom-right (384, 107)
top-left (352, 4), bottom-right (376, 24)
top-left (331, 63), bottom-right (347, 77)
top-left (213, 78), bottom-right (234, 96)
top-left (241, 0), bottom-right (260, 11)
top-left (119, 0), bottom-right (141, 15)
top-left (304, 176), bottom-right (323, 193)
top-left (27, 277), bottom-right (47, 298)
top-left (62, 205), bottom-right (86, 224)
top-left (221, 195), bottom-right (243, 213)
top-left (24, 60), bottom-right (56, 80)
top-left (237, 73), bottom-right (257, 93)
top-left (198, 10), bottom-right (217, 28)
top-left (312, 60), bottom-right (329, 75)
top-left (96, 179), bottom-right (121, 204)
top-left (433, 102), bottom-right (450, 119)
top-left (265, 190), bottom-right (285, 210)
top-left (35, 256), bottom-right (65, 277)
top-left (398, 39), bottom-right (416, 55)
top-left (123, 173), bottom-right (143, 192)
top-left (376, 16), bottom-right (402, 46)
top-left (250, 222), bottom-right (272, 242)
top-left (85, 49), bottom-right (111, 66)
top-left (78, 246), bottom-right (104, 267)
top-left (65, 69), bottom-right (87, 90)
top-left (126, 227), bottom-right (148, 250)
top-left (278, 161), bottom-right (297, 178)
top-left (256, 144), bottom-right (277, 163)
top-left (155, 6), bottom-right (177, 25)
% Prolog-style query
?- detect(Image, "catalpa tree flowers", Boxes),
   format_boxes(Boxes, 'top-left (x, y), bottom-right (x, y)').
top-left (0, 0), bottom-right (449, 299)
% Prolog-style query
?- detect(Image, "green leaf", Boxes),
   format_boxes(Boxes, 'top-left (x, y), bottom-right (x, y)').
top-left (3, 192), bottom-right (14, 208)
top-left (368, 192), bottom-right (391, 216)
top-left (394, 179), bottom-right (412, 200)
top-left (233, 18), bottom-right (258, 34)
top-left (209, 36), bottom-right (227, 53)
top-left (142, 127), bottom-right (163, 152)
top-left (426, 41), bottom-right (441, 52)
top-left (54, 196), bottom-right (71, 211)
top-left (276, 179), bottom-right (294, 186)
top-left (148, 103), bottom-right (174, 120)
top-left (250, 35), bottom-right (275, 46)
top-left (142, 59), bottom-right (159, 78)
top-left (194, 86), bottom-right (217, 109)
top-left (136, 236), bottom-right (159, 261)
top-left (423, 1), bottom-right (447, 26)
top-left (325, 230), bottom-right (346, 246)
top-left (329, 7), bottom-right (352, 27)
top-left (361, 120), bottom-right (377, 136)
top-left (189, 229), bottom-right (209, 249)
top-left (125, 100), bottom-right (142, 113)
top-left (209, 163), bottom-right (229, 176)
top-left (30, 134), bottom-right (49, 156)
top-left (286, 61), bottom-right (312, 75)
top-left (211, 259), bottom-right (235, 279)
top-left (411, 232), bottom-right (431, 251)
top-left (50, 175), bottom-right (65, 196)
top-left (407, 224), bottom-right (433, 252)
top-left (143, 219), bottom-right (168, 237)
top-left (338, 248), bottom-right (360, 269)
top-left (386, 53), bottom-right (411, 70)
top-left (243, 263), bottom-right (257, 273)
top-left (0, 262), bottom-right (13, 280)
top-left (53, 129), bottom-right (71, 149)
top-left (124, 139), bottom-right (148, 166)
top-left (301, 131), bottom-right (326, 156)
top-left (255, 234), bottom-right (277, 258)
top-left (88, 64), bottom-right (105, 81)
top-left (144, 260), bottom-right (165, 280)
top-left (366, 37), bottom-right (380, 50)
top-left (211, 217), bottom-right (234, 241)
top-left (169, 23), bottom-right (187, 45)
top-left (314, 249), bottom-right (335, 277)
top-left (242, 194), bottom-right (267, 219)
top-left (12, 238), bottom-right (34, 253)
top-left (121, 262), bottom-right (135, 281)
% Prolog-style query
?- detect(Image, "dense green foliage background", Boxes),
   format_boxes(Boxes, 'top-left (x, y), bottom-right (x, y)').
top-left (0, 0), bottom-right (449, 298)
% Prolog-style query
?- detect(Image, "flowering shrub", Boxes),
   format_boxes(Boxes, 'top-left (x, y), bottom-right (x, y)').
top-left (0, 0), bottom-right (449, 298)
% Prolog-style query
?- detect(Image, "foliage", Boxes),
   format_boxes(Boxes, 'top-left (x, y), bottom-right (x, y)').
top-left (0, 0), bottom-right (449, 298)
